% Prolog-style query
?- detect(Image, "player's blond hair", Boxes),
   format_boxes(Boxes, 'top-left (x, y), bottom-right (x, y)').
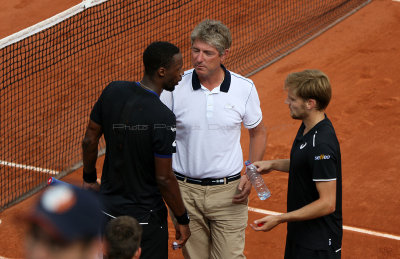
top-left (190, 19), bottom-right (232, 55)
top-left (285, 69), bottom-right (332, 111)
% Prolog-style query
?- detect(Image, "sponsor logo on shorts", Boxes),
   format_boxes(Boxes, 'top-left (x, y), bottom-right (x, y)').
top-left (315, 154), bottom-right (331, 160)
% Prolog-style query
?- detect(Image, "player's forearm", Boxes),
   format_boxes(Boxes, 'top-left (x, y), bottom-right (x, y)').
top-left (82, 120), bottom-right (102, 173)
top-left (271, 159), bottom-right (290, 173)
top-left (82, 137), bottom-right (99, 172)
top-left (278, 197), bottom-right (335, 223)
top-left (154, 157), bottom-right (186, 216)
top-left (157, 174), bottom-right (186, 216)
top-left (248, 121), bottom-right (267, 162)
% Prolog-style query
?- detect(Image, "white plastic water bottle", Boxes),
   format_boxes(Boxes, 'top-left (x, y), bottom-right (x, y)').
top-left (245, 160), bottom-right (271, 200)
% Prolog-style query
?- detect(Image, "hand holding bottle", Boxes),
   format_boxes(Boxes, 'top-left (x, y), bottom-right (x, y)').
top-left (245, 160), bottom-right (271, 200)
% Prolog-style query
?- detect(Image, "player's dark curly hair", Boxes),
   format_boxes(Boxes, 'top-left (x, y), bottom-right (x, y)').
top-left (143, 41), bottom-right (180, 76)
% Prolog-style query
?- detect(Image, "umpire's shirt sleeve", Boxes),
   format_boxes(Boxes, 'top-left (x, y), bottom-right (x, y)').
top-left (243, 82), bottom-right (262, 129)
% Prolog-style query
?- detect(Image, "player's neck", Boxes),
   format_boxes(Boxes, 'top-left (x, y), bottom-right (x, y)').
top-left (303, 111), bottom-right (325, 135)
top-left (140, 77), bottom-right (161, 95)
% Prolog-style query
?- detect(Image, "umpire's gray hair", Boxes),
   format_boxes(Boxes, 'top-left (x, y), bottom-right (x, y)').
top-left (190, 19), bottom-right (232, 55)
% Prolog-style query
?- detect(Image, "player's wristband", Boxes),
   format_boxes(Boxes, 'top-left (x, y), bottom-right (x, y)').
top-left (83, 169), bottom-right (97, 183)
top-left (175, 210), bottom-right (190, 225)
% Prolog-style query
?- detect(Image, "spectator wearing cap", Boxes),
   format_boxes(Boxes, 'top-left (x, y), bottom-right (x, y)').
top-left (24, 184), bottom-right (104, 259)
top-left (104, 215), bottom-right (142, 259)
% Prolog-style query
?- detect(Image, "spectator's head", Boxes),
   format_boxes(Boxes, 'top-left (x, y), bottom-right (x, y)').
top-left (104, 216), bottom-right (142, 259)
top-left (191, 19), bottom-right (232, 55)
top-left (284, 69), bottom-right (332, 112)
top-left (24, 184), bottom-right (103, 259)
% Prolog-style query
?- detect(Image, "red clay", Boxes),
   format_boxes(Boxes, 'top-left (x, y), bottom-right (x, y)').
top-left (1, 0), bottom-right (400, 258)
top-left (0, 0), bottom-right (81, 39)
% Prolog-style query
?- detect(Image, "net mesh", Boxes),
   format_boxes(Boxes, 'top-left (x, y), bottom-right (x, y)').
top-left (0, 0), bottom-right (370, 210)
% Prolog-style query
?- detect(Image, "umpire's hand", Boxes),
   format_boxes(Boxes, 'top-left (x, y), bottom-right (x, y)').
top-left (232, 175), bottom-right (251, 204)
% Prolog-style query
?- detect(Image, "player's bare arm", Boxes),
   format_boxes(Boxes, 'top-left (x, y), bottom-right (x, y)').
top-left (154, 156), bottom-right (190, 246)
top-left (251, 180), bottom-right (336, 232)
top-left (253, 159), bottom-right (290, 174)
top-left (82, 119), bottom-right (102, 191)
top-left (233, 120), bottom-right (267, 204)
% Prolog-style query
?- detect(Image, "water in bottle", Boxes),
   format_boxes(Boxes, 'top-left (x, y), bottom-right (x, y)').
top-left (245, 160), bottom-right (271, 200)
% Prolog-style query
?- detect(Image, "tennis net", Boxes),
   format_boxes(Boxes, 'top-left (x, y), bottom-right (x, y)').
top-left (0, 0), bottom-right (370, 211)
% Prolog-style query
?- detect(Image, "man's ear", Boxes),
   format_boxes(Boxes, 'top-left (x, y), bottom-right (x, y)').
top-left (220, 48), bottom-right (230, 63)
top-left (306, 99), bottom-right (317, 110)
top-left (158, 67), bottom-right (166, 78)
top-left (133, 247), bottom-right (141, 259)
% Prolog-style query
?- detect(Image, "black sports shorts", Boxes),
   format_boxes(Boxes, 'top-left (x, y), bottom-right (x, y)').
top-left (284, 235), bottom-right (341, 259)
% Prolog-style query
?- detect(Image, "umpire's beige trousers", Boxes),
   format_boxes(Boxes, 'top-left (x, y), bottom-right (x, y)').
top-left (178, 178), bottom-right (248, 259)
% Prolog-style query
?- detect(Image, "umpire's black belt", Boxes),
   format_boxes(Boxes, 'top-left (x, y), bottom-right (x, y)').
top-left (174, 171), bottom-right (241, 186)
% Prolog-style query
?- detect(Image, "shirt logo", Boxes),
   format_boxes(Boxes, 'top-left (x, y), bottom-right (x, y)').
top-left (172, 140), bottom-right (176, 147)
top-left (170, 127), bottom-right (176, 132)
top-left (300, 143), bottom-right (307, 149)
top-left (315, 154), bottom-right (331, 160)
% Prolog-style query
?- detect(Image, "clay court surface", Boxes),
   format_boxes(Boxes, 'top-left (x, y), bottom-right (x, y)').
top-left (1, 0), bottom-right (400, 258)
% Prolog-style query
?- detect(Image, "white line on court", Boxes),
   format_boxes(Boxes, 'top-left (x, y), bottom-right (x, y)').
top-left (248, 207), bottom-right (400, 241)
top-left (0, 160), bottom-right (59, 175)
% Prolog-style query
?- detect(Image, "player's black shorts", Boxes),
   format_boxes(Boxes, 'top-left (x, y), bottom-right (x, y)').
top-left (284, 235), bottom-right (341, 259)
top-left (138, 206), bottom-right (169, 259)
top-left (103, 206), bottom-right (168, 259)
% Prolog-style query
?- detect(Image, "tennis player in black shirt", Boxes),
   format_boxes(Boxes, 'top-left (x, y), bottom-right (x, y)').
top-left (251, 70), bottom-right (342, 259)
top-left (82, 41), bottom-right (190, 259)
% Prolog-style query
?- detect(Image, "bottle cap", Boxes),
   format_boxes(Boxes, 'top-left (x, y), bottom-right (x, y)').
top-left (245, 160), bottom-right (251, 166)
top-left (172, 241), bottom-right (181, 250)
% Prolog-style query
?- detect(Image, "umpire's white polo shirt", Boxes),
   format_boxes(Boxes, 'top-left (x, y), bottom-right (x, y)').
top-left (160, 65), bottom-right (262, 179)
